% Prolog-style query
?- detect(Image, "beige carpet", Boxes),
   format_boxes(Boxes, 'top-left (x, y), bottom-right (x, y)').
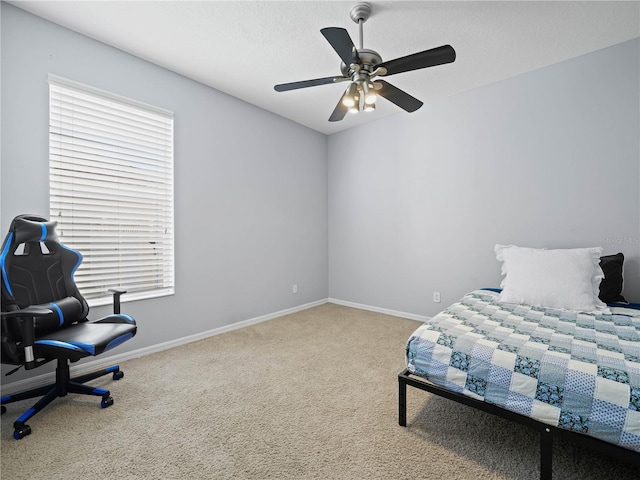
top-left (1, 303), bottom-right (639, 479)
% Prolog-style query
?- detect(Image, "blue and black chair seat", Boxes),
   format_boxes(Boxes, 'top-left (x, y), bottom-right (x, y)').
top-left (1, 214), bottom-right (137, 439)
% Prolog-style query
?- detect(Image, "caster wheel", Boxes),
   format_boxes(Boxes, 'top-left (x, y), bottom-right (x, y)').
top-left (13, 425), bottom-right (31, 440)
top-left (113, 371), bottom-right (124, 380)
top-left (101, 396), bottom-right (114, 408)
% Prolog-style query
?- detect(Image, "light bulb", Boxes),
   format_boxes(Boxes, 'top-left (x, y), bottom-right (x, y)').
top-left (349, 93), bottom-right (360, 113)
top-left (342, 95), bottom-right (355, 108)
top-left (365, 91), bottom-right (377, 105)
top-left (364, 102), bottom-right (376, 112)
top-left (363, 82), bottom-right (377, 105)
top-left (341, 83), bottom-right (358, 107)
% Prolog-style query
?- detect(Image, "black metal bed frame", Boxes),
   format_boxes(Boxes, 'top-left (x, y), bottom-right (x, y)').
top-left (398, 368), bottom-right (640, 480)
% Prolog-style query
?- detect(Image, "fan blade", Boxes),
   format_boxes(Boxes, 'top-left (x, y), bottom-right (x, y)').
top-left (328, 99), bottom-right (348, 122)
top-left (321, 27), bottom-right (360, 66)
top-left (376, 80), bottom-right (423, 113)
top-left (378, 45), bottom-right (455, 76)
top-left (274, 76), bottom-right (345, 92)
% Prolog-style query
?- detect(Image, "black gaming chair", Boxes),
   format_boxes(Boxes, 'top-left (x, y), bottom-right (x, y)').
top-left (1, 214), bottom-right (137, 439)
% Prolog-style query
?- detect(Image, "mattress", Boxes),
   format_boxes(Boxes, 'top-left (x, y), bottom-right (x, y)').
top-left (406, 289), bottom-right (640, 451)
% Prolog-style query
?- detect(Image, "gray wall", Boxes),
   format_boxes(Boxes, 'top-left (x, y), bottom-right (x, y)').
top-left (1, 4), bottom-right (328, 381)
top-left (329, 38), bottom-right (640, 315)
top-left (2, 3), bottom-right (639, 388)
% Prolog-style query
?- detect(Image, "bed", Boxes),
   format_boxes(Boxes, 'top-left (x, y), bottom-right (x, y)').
top-left (398, 246), bottom-right (640, 479)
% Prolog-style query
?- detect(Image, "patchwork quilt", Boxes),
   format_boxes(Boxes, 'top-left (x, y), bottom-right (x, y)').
top-left (406, 289), bottom-right (640, 451)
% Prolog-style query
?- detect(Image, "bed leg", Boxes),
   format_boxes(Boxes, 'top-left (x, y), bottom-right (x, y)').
top-left (398, 373), bottom-right (407, 427)
top-left (540, 427), bottom-right (553, 480)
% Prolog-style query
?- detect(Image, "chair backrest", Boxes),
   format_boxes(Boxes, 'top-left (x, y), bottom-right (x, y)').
top-left (1, 215), bottom-right (89, 359)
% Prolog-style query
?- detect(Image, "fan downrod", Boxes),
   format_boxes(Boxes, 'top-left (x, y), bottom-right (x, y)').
top-left (341, 3), bottom-right (380, 78)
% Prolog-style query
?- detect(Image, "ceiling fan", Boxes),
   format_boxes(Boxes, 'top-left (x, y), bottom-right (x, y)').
top-left (274, 2), bottom-right (456, 122)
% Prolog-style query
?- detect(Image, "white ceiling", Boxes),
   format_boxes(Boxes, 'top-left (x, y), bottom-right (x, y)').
top-left (9, 1), bottom-right (640, 135)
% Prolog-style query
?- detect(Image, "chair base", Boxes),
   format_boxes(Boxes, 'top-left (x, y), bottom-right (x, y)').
top-left (1, 358), bottom-right (124, 439)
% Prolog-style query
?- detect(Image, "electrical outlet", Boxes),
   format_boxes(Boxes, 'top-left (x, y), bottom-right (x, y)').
top-left (433, 291), bottom-right (441, 303)
top-left (293, 284), bottom-right (298, 294)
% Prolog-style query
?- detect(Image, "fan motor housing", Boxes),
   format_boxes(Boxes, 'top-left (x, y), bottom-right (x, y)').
top-left (341, 48), bottom-right (383, 77)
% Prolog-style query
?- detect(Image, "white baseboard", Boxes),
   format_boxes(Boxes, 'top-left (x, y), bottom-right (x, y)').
top-left (327, 298), bottom-right (430, 323)
top-left (1, 299), bottom-right (328, 397)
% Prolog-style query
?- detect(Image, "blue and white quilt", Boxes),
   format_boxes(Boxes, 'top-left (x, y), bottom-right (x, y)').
top-left (406, 289), bottom-right (640, 451)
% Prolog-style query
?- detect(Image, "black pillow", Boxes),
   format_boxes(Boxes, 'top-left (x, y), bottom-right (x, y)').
top-left (599, 253), bottom-right (626, 303)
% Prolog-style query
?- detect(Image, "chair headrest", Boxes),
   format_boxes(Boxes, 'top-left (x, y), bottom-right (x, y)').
top-left (11, 216), bottom-right (58, 244)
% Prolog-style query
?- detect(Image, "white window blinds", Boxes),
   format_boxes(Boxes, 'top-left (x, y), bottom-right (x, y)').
top-left (49, 75), bottom-right (174, 303)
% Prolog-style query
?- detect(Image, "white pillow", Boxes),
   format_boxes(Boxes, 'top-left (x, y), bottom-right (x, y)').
top-left (494, 244), bottom-right (607, 312)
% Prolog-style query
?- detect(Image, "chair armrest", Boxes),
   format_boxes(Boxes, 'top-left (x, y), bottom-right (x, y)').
top-left (108, 288), bottom-right (127, 314)
top-left (1, 306), bottom-right (52, 370)
top-left (1, 306), bottom-right (53, 319)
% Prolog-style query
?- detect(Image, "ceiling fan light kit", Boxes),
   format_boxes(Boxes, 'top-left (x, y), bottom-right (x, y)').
top-left (274, 2), bottom-right (456, 122)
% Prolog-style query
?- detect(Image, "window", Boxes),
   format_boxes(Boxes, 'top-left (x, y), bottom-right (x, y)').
top-left (49, 75), bottom-right (174, 305)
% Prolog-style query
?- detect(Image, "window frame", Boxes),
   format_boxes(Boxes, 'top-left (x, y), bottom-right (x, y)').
top-left (48, 74), bottom-right (175, 307)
